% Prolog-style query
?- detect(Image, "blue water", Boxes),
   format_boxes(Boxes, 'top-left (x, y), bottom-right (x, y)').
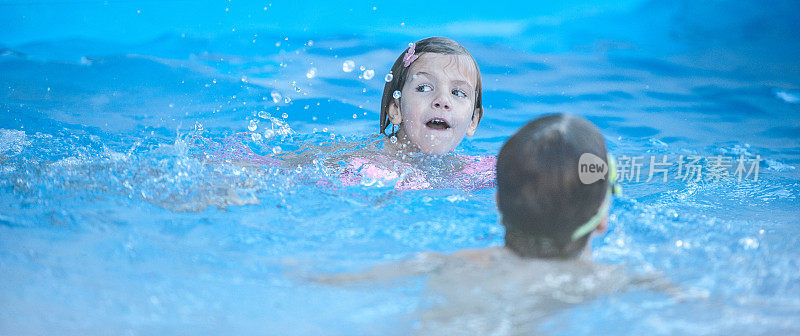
top-left (2, 0), bottom-right (799, 334)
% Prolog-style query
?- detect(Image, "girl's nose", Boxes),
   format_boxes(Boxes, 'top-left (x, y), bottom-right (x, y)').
top-left (432, 95), bottom-right (451, 110)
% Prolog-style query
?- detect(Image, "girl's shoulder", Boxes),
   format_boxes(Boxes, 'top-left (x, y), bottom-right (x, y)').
top-left (451, 154), bottom-right (496, 190)
top-left (458, 154), bottom-right (497, 174)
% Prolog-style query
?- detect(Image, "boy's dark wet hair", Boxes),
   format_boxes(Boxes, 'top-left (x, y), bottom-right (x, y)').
top-left (497, 114), bottom-right (608, 259)
top-left (380, 36), bottom-right (483, 135)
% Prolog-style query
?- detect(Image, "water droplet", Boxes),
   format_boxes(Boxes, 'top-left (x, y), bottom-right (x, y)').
top-left (384, 73), bottom-right (393, 82)
top-left (257, 111), bottom-right (268, 119)
top-left (306, 67), bottom-right (317, 79)
top-left (272, 146), bottom-right (282, 154)
top-left (363, 69), bottom-right (374, 80)
top-left (307, 40), bottom-right (314, 46)
top-left (352, 114), bottom-right (357, 119)
top-left (408, 42), bottom-right (414, 47)
top-left (264, 129), bottom-right (275, 138)
top-left (739, 237), bottom-right (759, 250)
top-left (248, 119), bottom-right (258, 131)
top-left (359, 65), bottom-right (366, 71)
top-left (342, 60), bottom-right (355, 72)
top-left (390, 135), bottom-right (397, 143)
top-left (271, 91), bottom-right (281, 103)
top-left (282, 113), bottom-right (288, 119)
top-left (283, 97), bottom-right (291, 104)
top-left (251, 133), bottom-right (262, 142)
top-left (322, 127), bottom-right (328, 132)
top-left (393, 90), bottom-right (402, 99)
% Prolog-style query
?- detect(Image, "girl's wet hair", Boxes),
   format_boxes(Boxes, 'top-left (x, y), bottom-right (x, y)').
top-left (496, 114), bottom-right (609, 259)
top-left (379, 37), bottom-right (483, 135)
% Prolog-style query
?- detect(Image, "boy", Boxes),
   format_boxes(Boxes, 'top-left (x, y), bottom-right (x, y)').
top-left (316, 114), bottom-right (638, 334)
top-left (495, 113), bottom-right (617, 259)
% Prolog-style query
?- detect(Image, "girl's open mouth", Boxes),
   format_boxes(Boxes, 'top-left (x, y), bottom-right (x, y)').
top-left (425, 118), bottom-right (451, 131)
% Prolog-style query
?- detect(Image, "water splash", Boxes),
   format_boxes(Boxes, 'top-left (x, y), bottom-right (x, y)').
top-left (342, 60), bottom-right (355, 72)
top-left (362, 69), bottom-right (375, 80)
top-left (306, 67), bottom-right (317, 79)
top-left (270, 91), bottom-right (282, 103)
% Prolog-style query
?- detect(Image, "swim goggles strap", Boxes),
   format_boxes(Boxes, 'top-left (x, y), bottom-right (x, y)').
top-left (570, 154), bottom-right (621, 241)
top-left (570, 195), bottom-right (610, 241)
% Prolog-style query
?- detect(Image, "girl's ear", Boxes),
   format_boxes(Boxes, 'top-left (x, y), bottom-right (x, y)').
top-left (388, 100), bottom-right (402, 125)
top-left (466, 107), bottom-right (483, 136)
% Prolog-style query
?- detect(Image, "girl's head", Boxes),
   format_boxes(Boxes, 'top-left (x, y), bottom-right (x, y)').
top-left (380, 37), bottom-right (483, 155)
top-left (496, 114), bottom-right (612, 259)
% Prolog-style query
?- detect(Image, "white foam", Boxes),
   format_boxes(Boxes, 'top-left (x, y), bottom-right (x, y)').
top-left (775, 89), bottom-right (800, 104)
top-left (0, 129), bottom-right (29, 156)
top-left (765, 159), bottom-right (796, 172)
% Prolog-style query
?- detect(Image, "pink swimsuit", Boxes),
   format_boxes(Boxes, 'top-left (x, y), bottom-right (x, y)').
top-left (338, 155), bottom-right (497, 191)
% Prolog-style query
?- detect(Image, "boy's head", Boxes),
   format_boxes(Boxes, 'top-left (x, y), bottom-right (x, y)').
top-left (497, 114), bottom-right (610, 259)
top-left (380, 37), bottom-right (483, 154)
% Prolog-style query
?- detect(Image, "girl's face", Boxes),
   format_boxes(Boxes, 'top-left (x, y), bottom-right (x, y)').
top-left (389, 53), bottom-right (481, 155)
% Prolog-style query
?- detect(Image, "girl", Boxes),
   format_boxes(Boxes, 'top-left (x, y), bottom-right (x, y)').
top-left (198, 37), bottom-right (493, 191)
top-left (339, 37), bottom-right (495, 190)
top-left (381, 36), bottom-right (484, 155)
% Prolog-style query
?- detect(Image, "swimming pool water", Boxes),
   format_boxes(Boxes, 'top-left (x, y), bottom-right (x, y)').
top-left (1, 0), bottom-right (799, 334)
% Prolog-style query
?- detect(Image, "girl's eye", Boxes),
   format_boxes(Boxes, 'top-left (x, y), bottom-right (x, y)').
top-left (416, 84), bottom-right (432, 92)
top-left (452, 89), bottom-right (467, 98)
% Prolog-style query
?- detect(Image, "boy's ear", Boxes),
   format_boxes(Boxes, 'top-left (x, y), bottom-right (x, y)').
top-left (466, 106), bottom-right (483, 136)
top-left (595, 216), bottom-right (609, 235)
top-left (388, 100), bottom-right (402, 125)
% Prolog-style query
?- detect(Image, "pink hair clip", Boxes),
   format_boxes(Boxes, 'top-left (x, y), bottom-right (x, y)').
top-left (403, 43), bottom-right (419, 67)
